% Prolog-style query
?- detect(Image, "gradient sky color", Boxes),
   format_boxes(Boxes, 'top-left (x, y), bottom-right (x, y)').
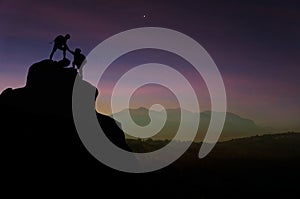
top-left (1, 0), bottom-right (300, 131)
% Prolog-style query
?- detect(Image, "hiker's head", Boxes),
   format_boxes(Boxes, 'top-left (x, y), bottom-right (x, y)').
top-left (75, 48), bottom-right (81, 54)
top-left (65, 34), bottom-right (71, 39)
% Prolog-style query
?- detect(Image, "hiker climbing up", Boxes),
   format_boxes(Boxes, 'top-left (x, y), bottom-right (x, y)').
top-left (68, 48), bottom-right (86, 76)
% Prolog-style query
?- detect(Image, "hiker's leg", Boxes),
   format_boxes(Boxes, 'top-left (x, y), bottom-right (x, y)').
top-left (49, 46), bottom-right (57, 60)
top-left (63, 46), bottom-right (67, 59)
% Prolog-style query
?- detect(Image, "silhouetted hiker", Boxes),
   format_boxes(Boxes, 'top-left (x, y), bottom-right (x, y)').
top-left (68, 48), bottom-right (86, 76)
top-left (49, 34), bottom-right (71, 60)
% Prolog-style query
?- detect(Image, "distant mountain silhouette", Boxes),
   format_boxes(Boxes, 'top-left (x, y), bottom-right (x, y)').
top-left (0, 59), bottom-right (131, 174)
top-left (112, 108), bottom-right (272, 141)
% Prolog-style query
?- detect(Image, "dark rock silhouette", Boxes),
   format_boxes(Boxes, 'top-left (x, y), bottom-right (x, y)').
top-left (49, 34), bottom-right (71, 60)
top-left (0, 59), bottom-right (131, 176)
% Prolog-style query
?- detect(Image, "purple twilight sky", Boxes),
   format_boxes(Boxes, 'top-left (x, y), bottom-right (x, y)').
top-left (0, 0), bottom-right (300, 131)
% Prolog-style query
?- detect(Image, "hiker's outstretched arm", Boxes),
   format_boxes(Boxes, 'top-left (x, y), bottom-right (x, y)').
top-left (67, 46), bottom-right (74, 54)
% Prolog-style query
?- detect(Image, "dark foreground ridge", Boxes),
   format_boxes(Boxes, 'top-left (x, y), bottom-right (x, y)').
top-left (1, 59), bottom-right (300, 196)
top-left (1, 59), bottom-right (133, 179)
top-left (1, 59), bottom-right (130, 151)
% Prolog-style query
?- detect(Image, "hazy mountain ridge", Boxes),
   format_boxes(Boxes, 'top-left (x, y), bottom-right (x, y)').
top-left (112, 107), bottom-right (273, 141)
